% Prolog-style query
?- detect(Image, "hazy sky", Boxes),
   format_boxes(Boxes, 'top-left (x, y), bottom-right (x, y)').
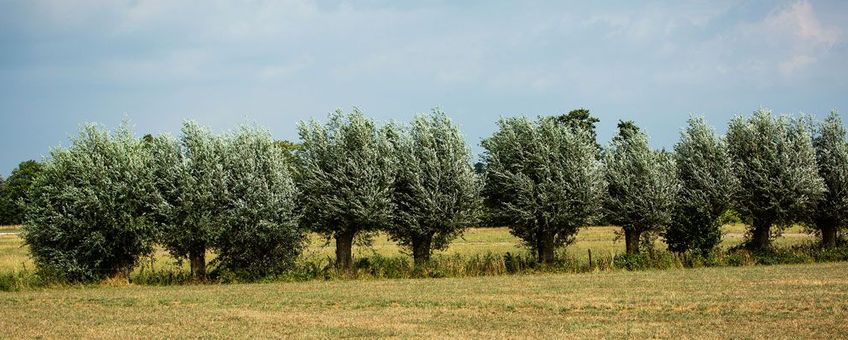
top-left (1, 0), bottom-right (847, 175)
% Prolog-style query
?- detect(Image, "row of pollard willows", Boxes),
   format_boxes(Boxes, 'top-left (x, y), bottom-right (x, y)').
top-left (20, 108), bottom-right (848, 282)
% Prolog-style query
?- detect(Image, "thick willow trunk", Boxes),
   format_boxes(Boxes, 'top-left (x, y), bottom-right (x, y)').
top-left (189, 246), bottom-right (207, 279)
top-left (624, 228), bottom-right (641, 254)
top-left (749, 218), bottom-right (771, 251)
top-left (820, 224), bottom-right (837, 249)
top-left (539, 229), bottom-right (555, 264)
top-left (335, 229), bottom-right (355, 271)
top-left (412, 234), bottom-right (433, 266)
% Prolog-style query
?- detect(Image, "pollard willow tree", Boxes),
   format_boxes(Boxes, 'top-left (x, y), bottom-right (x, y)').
top-left (482, 116), bottom-right (605, 264)
top-left (214, 125), bottom-right (305, 277)
top-left (603, 121), bottom-right (677, 254)
top-left (726, 109), bottom-right (825, 250)
top-left (811, 112), bottom-right (848, 248)
top-left (148, 122), bottom-right (228, 279)
top-left (23, 123), bottom-right (159, 282)
top-left (297, 109), bottom-right (396, 270)
top-left (388, 110), bottom-right (481, 265)
top-left (665, 116), bottom-right (736, 254)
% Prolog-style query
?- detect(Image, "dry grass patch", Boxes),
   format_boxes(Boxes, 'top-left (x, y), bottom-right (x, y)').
top-left (0, 262), bottom-right (845, 338)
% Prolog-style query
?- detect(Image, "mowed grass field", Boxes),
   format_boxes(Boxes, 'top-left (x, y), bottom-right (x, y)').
top-left (1, 225), bottom-right (844, 338)
top-left (0, 224), bottom-right (814, 273)
top-left (0, 262), bottom-right (845, 338)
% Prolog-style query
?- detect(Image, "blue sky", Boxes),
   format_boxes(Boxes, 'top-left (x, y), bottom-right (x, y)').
top-left (1, 0), bottom-right (847, 175)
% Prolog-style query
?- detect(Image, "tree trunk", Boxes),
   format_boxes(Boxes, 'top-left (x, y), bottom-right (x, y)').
top-left (821, 224), bottom-right (837, 249)
top-left (189, 246), bottom-right (206, 280)
top-left (540, 229), bottom-right (555, 265)
top-left (335, 229), bottom-right (355, 271)
top-left (749, 218), bottom-right (771, 251)
top-left (412, 234), bottom-right (433, 266)
top-left (624, 228), bottom-right (641, 254)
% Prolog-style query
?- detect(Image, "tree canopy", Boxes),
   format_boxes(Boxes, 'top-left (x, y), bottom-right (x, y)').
top-left (297, 109), bottom-right (397, 270)
top-left (388, 110), bottom-right (481, 265)
top-left (665, 116), bottom-right (736, 254)
top-left (603, 120), bottom-right (678, 254)
top-left (811, 112), bottom-right (848, 248)
top-left (726, 109), bottom-right (825, 250)
top-left (23, 124), bottom-right (159, 282)
top-left (482, 116), bottom-right (605, 263)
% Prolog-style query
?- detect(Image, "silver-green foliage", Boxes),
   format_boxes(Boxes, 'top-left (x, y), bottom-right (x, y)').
top-left (726, 109), bottom-right (825, 249)
top-left (148, 122), bottom-right (228, 276)
top-left (603, 122), bottom-right (677, 254)
top-left (297, 109), bottom-right (396, 268)
top-left (482, 116), bottom-right (605, 262)
top-left (811, 112), bottom-right (848, 247)
top-left (665, 116), bottom-right (736, 253)
top-left (388, 110), bottom-right (481, 263)
top-left (214, 125), bottom-right (305, 277)
top-left (23, 123), bottom-right (159, 281)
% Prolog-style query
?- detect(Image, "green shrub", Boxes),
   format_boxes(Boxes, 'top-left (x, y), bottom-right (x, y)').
top-left (722, 249), bottom-right (756, 267)
top-left (751, 249), bottom-right (814, 265)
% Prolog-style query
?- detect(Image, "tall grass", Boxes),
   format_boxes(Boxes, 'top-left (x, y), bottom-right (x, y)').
top-left (2, 226), bottom-right (844, 291)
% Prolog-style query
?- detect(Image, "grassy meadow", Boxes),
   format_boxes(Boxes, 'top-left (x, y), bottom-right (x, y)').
top-left (0, 261), bottom-right (845, 338)
top-left (0, 224), bottom-right (815, 275)
top-left (2, 224), bottom-right (846, 338)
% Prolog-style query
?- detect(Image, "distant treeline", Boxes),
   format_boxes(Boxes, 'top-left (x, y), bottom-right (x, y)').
top-left (6, 107), bottom-right (847, 282)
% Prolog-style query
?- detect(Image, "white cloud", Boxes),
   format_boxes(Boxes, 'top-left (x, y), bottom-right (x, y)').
top-left (779, 54), bottom-right (815, 75)
top-left (740, 1), bottom-right (842, 76)
top-left (762, 1), bottom-right (840, 47)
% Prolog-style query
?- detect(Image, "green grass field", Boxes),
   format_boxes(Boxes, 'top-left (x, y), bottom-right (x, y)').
top-left (1, 262), bottom-right (845, 338)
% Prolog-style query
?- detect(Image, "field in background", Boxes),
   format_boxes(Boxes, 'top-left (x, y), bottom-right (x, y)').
top-left (0, 224), bottom-right (815, 274)
top-left (1, 262), bottom-right (845, 338)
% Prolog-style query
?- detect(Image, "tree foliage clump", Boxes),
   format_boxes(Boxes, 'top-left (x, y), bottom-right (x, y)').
top-left (811, 112), bottom-right (848, 248)
top-left (665, 116), bottom-right (736, 254)
top-left (148, 122), bottom-right (228, 279)
top-left (726, 109), bottom-right (825, 250)
top-left (23, 124), bottom-right (159, 282)
top-left (0, 175), bottom-right (6, 224)
top-left (297, 109), bottom-right (397, 270)
top-left (213, 125), bottom-right (305, 277)
top-left (553, 108), bottom-right (601, 147)
top-left (0, 160), bottom-right (43, 225)
top-left (150, 123), bottom-right (304, 279)
top-left (603, 121), bottom-right (677, 254)
top-left (388, 110), bottom-right (481, 265)
top-left (482, 116), bottom-right (605, 264)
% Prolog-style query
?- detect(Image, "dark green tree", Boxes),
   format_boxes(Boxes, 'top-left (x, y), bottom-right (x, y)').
top-left (554, 108), bottom-right (600, 140)
top-left (0, 174), bottom-right (6, 224)
top-left (0, 160), bottom-right (43, 225)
